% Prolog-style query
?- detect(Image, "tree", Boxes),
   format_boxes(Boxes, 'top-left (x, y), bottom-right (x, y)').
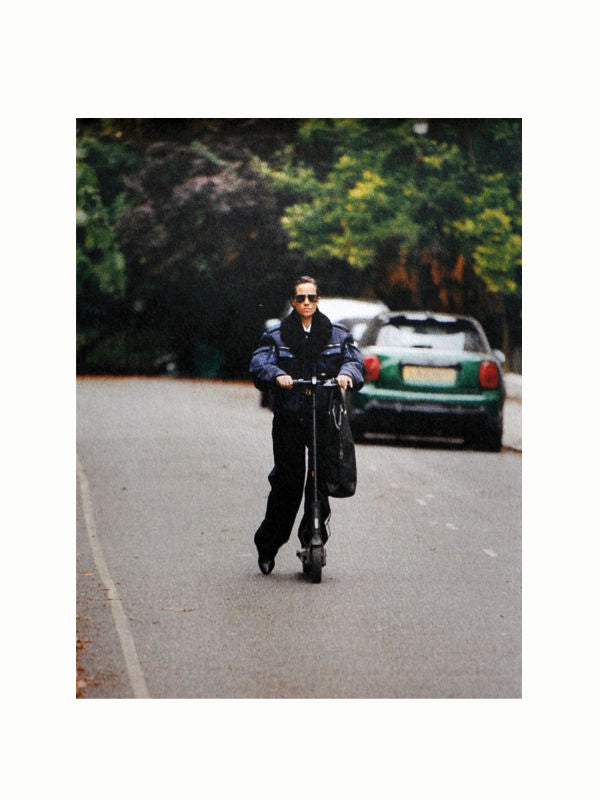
top-left (76, 136), bottom-right (141, 371)
top-left (76, 119), bottom-right (521, 375)
top-left (77, 120), bottom-right (310, 377)
top-left (114, 135), bottom-right (302, 376)
top-left (256, 118), bottom-right (521, 319)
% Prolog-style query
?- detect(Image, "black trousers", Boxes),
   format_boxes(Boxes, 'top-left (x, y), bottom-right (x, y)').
top-left (254, 411), bottom-right (331, 560)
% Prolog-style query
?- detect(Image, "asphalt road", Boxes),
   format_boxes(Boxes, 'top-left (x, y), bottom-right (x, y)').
top-left (76, 377), bottom-right (521, 699)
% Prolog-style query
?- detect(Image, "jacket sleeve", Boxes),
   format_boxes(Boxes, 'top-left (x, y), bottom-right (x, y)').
top-left (338, 333), bottom-right (365, 392)
top-left (249, 330), bottom-right (287, 391)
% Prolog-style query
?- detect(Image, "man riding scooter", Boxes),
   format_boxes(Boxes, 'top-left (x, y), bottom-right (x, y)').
top-left (249, 275), bottom-right (365, 575)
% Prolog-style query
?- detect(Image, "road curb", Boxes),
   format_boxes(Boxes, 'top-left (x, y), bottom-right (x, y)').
top-left (504, 372), bottom-right (522, 401)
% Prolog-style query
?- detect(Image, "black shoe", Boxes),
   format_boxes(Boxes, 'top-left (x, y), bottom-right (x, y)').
top-left (258, 557), bottom-right (275, 575)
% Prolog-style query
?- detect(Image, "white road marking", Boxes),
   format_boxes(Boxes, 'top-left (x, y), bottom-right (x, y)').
top-left (416, 498), bottom-right (427, 506)
top-left (77, 456), bottom-right (150, 698)
top-left (446, 523), bottom-right (458, 530)
top-left (483, 548), bottom-right (498, 558)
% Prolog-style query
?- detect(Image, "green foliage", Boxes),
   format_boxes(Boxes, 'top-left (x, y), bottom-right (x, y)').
top-left (76, 137), bottom-right (140, 299)
top-left (114, 136), bottom-right (299, 376)
top-left (453, 173), bottom-right (521, 295)
top-left (76, 136), bottom-right (145, 373)
top-left (259, 119), bottom-right (521, 298)
top-left (76, 119), bottom-right (521, 376)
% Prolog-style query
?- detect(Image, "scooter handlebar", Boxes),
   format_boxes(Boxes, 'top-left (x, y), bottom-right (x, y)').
top-left (291, 377), bottom-right (339, 387)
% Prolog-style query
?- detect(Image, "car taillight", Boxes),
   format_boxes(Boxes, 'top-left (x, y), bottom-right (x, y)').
top-left (364, 354), bottom-right (381, 382)
top-left (479, 360), bottom-right (500, 389)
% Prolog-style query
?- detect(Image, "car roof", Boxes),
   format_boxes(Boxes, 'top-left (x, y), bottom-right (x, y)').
top-left (315, 297), bottom-right (389, 319)
top-left (378, 310), bottom-right (478, 324)
top-left (274, 297), bottom-right (389, 323)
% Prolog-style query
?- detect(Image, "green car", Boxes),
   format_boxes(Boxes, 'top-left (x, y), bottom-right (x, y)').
top-left (351, 311), bottom-right (506, 451)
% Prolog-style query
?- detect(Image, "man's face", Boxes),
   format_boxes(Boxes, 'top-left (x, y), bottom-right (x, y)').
top-left (291, 282), bottom-right (319, 322)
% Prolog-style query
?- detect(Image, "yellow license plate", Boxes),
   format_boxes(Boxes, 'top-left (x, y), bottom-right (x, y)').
top-left (402, 365), bottom-right (457, 385)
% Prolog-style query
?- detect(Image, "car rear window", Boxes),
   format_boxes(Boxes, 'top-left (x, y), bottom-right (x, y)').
top-left (368, 319), bottom-right (486, 352)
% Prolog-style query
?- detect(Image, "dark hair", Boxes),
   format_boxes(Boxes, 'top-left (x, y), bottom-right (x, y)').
top-left (290, 274), bottom-right (320, 299)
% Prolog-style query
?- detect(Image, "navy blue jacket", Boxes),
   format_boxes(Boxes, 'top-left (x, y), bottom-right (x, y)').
top-left (250, 309), bottom-right (365, 416)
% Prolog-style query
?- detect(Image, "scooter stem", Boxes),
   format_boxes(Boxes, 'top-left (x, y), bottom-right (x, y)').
top-left (310, 374), bottom-right (322, 546)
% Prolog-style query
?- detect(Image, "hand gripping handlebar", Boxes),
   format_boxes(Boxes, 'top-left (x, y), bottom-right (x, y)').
top-left (291, 377), bottom-right (339, 387)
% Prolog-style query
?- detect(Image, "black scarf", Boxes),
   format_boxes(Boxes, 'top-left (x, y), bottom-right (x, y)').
top-left (280, 308), bottom-right (333, 366)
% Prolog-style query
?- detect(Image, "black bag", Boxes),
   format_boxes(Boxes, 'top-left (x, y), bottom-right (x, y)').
top-left (323, 387), bottom-right (357, 498)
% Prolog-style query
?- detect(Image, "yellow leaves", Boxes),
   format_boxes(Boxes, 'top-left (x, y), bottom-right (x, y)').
top-left (454, 204), bottom-right (521, 295)
top-left (423, 154), bottom-right (443, 168)
top-left (478, 207), bottom-right (511, 229)
top-left (337, 154), bottom-right (353, 169)
top-left (347, 170), bottom-right (386, 200)
top-left (329, 218), bottom-right (374, 268)
top-left (454, 218), bottom-right (476, 235)
top-left (473, 240), bottom-right (520, 294)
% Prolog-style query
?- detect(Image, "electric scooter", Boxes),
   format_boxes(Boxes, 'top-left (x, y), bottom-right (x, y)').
top-left (292, 375), bottom-right (339, 583)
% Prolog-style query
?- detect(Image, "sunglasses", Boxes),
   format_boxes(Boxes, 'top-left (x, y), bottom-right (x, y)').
top-left (294, 294), bottom-right (318, 303)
